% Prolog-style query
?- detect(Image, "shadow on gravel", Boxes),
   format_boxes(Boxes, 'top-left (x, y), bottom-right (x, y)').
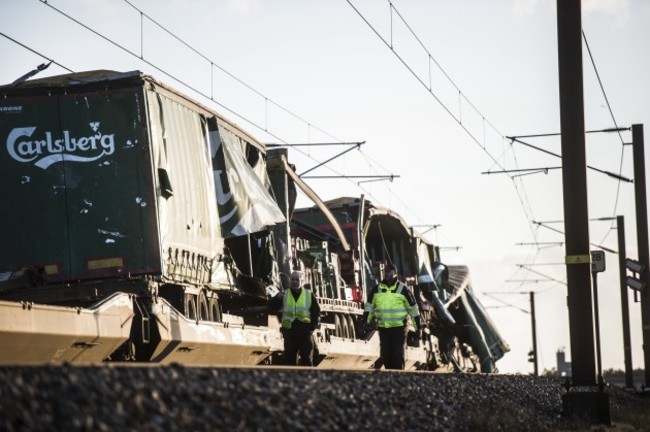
top-left (554, 387), bottom-right (650, 432)
top-left (462, 381), bottom-right (650, 432)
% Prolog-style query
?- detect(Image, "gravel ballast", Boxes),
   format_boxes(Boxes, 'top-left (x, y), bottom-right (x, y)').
top-left (0, 365), bottom-right (641, 431)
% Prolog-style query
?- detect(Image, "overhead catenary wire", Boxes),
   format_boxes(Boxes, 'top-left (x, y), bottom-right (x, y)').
top-left (7, 1), bottom-right (449, 249)
top-left (346, 0), bottom-right (507, 165)
top-left (516, 265), bottom-right (567, 286)
top-left (582, 30), bottom-right (628, 245)
top-left (30, 1), bottom-right (284, 146)
top-left (509, 29), bottom-right (632, 248)
top-left (509, 32), bottom-right (634, 248)
top-left (582, 31), bottom-right (626, 148)
top-left (0, 32), bottom-right (73, 73)
top-left (346, 0), bottom-right (633, 297)
top-left (483, 293), bottom-right (529, 314)
top-left (121, 0), bottom-right (338, 143)
top-left (506, 137), bottom-right (632, 182)
top-left (346, 0), bottom-right (548, 291)
top-left (532, 221), bottom-right (617, 254)
top-left (21, 0), bottom-right (411, 223)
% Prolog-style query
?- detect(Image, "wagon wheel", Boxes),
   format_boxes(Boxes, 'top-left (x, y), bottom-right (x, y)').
top-left (334, 314), bottom-right (342, 337)
top-left (198, 291), bottom-right (210, 322)
top-left (339, 314), bottom-right (351, 339)
top-left (185, 294), bottom-right (197, 321)
top-left (346, 315), bottom-right (356, 340)
top-left (209, 297), bottom-right (222, 323)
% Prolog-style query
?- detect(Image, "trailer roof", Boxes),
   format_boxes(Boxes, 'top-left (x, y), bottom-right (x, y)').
top-left (1, 69), bottom-right (141, 89)
top-left (1, 69), bottom-right (265, 153)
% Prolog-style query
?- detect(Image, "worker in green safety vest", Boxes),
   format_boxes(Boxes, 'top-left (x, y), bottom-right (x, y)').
top-left (364, 263), bottom-right (421, 370)
top-left (280, 270), bottom-right (320, 366)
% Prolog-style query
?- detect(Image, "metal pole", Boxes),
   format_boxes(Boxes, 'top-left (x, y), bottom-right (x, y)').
top-left (632, 123), bottom-right (650, 387)
top-left (358, 194), bottom-right (366, 298)
top-left (247, 232), bottom-right (253, 276)
top-left (556, 0), bottom-right (596, 385)
top-left (591, 271), bottom-right (603, 386)
top-left (617, 215), bottom-right (634, 388)
top-left (267, 148), bottom-right (293, 287)
top-left (530, 291), bottom-right (539, 377)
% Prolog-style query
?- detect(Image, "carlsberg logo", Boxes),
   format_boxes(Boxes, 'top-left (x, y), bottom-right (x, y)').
top-left (7, 122), bottom-right (115, 169)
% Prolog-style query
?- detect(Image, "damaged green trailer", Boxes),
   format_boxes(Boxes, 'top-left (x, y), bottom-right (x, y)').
top-left (0, 70), bottom-right (286, 364)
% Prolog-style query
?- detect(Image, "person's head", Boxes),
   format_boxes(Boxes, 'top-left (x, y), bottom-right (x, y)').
top-left (383, 263), bottom-right (398, 282)
top-left (290, 271), bottom-right (303, 291)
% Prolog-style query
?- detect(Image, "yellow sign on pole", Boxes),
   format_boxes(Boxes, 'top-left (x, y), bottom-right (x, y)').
top-left (565, 254), bottom-right (591, 265)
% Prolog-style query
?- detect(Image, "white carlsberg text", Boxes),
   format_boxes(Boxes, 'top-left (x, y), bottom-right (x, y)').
top-left (6, 124), bottom-right (115, 169)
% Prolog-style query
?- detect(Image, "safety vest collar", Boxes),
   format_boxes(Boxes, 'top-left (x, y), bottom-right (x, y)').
top-left (379, 281), bottom-right (404, 295)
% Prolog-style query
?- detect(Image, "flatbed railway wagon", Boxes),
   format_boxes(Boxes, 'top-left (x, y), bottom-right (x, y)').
top-left (0, 70), bottom-right (508, 371)
top-left (0, 70), bottom-right (287, 365)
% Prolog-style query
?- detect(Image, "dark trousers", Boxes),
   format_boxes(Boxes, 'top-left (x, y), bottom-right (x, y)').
top-left (379, 326), bottom-right (406, 370)
top-left (283, 324), bottom-right (314, 366)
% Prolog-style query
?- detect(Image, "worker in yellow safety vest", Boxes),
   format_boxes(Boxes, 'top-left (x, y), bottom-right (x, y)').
top-left (280, 270), bottom-right (320, 366)
top-left (364, 263), bottom-right (421, 370)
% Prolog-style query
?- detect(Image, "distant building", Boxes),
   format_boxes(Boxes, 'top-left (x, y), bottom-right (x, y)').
top-left (556, 348), bottom-right (571, 377)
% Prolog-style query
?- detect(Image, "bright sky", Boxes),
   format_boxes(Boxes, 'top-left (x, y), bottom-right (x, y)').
top-left (2, 0), bottom-right (650, 375)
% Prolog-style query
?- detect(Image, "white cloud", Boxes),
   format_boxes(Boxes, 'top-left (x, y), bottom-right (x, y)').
top-left (226, 0), bottom-right (257, 14)
top-left (584, 0), bottom-right (630, 22)
top-left (513, 0), bottom-right (631, 23)
top-left (512, 0), bottom-right (544, 18)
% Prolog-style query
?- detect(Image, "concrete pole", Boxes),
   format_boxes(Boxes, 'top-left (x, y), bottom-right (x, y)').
top-left (631, 124), bottom-right (650, 387)
top-left (617, 215), bottom-right (634, 388)
top-left (530, 291), bottom-right (539, 377)
top-left (556, 0), bottom-right (596, 385)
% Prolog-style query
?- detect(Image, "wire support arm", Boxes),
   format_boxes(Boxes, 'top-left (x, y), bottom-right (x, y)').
top-left (298, 141), bottom-right (365, 176)
top-left (506, 127), bottom-right (630, 140)
top-left (302, 174), bottom-right (399, 180)
top-left (265, 141), bottom-right (365, 148)
top-left (508, 137), bottom-right (632, 183)
top-left (482, 167), bottom-right (561, 175)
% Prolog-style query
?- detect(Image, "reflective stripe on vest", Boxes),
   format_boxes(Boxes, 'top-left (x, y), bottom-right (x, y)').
top-left (407, 303), bottom-right (420, 318)
top-left (282, 288), bottom-right (312, 329)
top-left (373, 282), bottom-right (410, 328)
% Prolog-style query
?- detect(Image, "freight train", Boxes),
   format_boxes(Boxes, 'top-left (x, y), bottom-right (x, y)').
top-left (0, 70), bottom-right (510, 371)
